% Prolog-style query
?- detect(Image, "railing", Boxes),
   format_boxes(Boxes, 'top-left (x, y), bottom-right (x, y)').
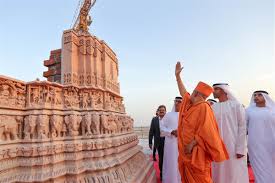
top-left (134, 126), bottom-right (150, 139)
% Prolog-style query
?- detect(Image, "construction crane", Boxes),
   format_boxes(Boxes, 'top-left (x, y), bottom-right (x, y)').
top-left (72, 0), bottom-right (97, 32)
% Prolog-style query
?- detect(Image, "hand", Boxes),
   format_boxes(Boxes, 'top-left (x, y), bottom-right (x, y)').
top-left (184, 139), bottom-right (197, 154)
top-left (184, 143), bottom-right (194, 154)
top-left (236, 154), bottom-right (244, 159)
top-left (149, 144), bottom-right (152, 150)
top-left (171, 130), bottom-right (178, 137)
top-left (175, 62), bottom-right (183, 77)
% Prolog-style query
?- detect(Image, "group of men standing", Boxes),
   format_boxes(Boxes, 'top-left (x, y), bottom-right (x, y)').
top-left (149, 62), bottom-right (275, 183)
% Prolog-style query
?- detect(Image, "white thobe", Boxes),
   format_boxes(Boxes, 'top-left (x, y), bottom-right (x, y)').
top-left (246, 106), bottom-right (275, 183)
top-left (212, 100), bottom-right (249, 183)
top-left (160, 112), bottom-right (181, 183)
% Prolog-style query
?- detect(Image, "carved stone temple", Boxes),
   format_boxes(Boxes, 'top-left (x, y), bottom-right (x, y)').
top-left (0, 1), bottom-right (156, 182)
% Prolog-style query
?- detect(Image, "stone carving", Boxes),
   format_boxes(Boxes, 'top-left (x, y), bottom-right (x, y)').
top-left (100, 114), bottom-right (108, 134)
top-left (54, 89), bottom-right (63, 105)
top-left (40, 86), bottom-right (48, 104)
top-left (91, 74), bottom-right (96, 84)
top-left (43, 86), bottom-right (62, 106)
top-left (97, 76), bottom-right (104, 88)
top-left (40, 85), bottom-right (55, 105)
top-left (91, 91), bottom-right (103, 109)
top-left (116, 116), bottom-right (123, 133)
top-left (24, 81), bottom-right (124, 112)
top-left (86, 74), bottom-right (92, 85)
top-left (82, 113), bottom-right (92, 136)
top-left (0, 4), bottom-right (156, 180)
top-left (105, 92), bottom-right (111, 110)
top-left (50, 115), bottom-right (64, 138)
top-left (65, 115), bottom-right (82, 136)
top-left (105, 79), bottom-right (120, 94)
top-left (24, 115), bottom-right (37, 140)
top-left (63, 73), bottom-right (72, 84)
top-left (17, 93), bottom-right (26, 106)
top-left (80, 91), bottom-right (90, 109)
top-left (101, 114), bottom-right (117, 134)
top-left (32, 85), bottom-right (59, 106)
top-left (122, 116), bottom-right (134, 132)
top-left (30, 87), bottom-right (40, 104)
top-left (116, 98), bottom-right (124, 112)
top-left (0, 79), bottom-right (26, 108)
top-left (45, 86), bottom-right (55, 104)
top-left (119, 103), bottom-right (126, 113)
top-left (91, 113), bottom-right (100, 135)
top-left (0, 115), bottom-right (22, 141)
top-left (37, 115), bottom-right (50, 139)
top-left (103, 93), bottom-right (125, 112)
top-left (0, 84), bottom-right (12, 98)
top-left (72, 73), bottom-right (78, 84)
top-left (79, 74), bottom-right (85, 85)
top-left (64, 87), bottom-right (79, 108)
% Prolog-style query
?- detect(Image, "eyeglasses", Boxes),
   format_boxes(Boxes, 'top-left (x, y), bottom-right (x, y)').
top-left (174, 100), bottom-right (182, 103)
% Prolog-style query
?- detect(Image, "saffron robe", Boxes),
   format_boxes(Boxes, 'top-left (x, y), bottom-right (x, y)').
top-left (178, 93), bottom-right (229, 183)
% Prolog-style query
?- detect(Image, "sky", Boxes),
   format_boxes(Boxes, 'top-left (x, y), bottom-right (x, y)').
top-left (0, 0), bottom-right (274, 126)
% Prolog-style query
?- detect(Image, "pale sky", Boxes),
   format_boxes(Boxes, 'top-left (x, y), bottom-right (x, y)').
top-left (0, 0), bottom-right (274, 126)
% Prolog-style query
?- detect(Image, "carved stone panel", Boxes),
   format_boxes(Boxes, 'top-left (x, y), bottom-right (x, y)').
top-left (24, 115), bottom-right (37, 140)
top-left (0, 115), bottom-right (21, 141)
top-left (64, 115), bottom-right (82, 137)
top-left (0, 78), bottom-right (26, 109)
top-left (50, 115), bottom-right (64, 138)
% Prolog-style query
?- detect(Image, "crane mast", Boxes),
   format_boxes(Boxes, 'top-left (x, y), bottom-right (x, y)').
top-left (72, 0), bottom-right (96, 32)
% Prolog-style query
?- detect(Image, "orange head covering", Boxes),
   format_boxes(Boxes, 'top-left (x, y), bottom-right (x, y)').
top-left (195, 81), bottom-right (213, 97)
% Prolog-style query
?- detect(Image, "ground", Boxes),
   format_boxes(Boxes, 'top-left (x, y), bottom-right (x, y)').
top-left (138, 139), bottom-right (255, 183)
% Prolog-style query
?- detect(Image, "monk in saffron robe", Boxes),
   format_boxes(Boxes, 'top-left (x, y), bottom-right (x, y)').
top-left (174, 62), bottom-right (229, 183)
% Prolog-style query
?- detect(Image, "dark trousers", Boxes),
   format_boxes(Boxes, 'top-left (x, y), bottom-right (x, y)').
top-left (153, 146), bottom-right (157, 158)
top-left (157, 137), bottom-right (165, 178)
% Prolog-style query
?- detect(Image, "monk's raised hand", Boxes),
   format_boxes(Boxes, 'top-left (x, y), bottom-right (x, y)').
top-left (175, 62), bottom-right (183, 77)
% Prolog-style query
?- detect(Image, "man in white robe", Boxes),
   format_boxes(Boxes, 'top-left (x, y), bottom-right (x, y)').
top-left (246, 90), bottom-right (275, 183)
top-left (160, 97), bottom-right (182, 183)
top-left (211, 83), bottom-right (249, 183)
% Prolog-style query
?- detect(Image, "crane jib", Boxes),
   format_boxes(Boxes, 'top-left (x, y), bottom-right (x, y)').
top-left (72, 0), bottom-right (97, 32)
